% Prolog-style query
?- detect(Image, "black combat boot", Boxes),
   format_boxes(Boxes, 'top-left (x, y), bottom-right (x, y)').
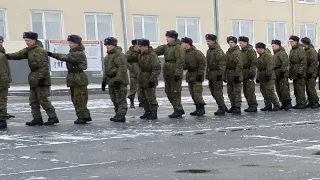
top-left (74, 118), bottom-right (87, 124)
top-left (227, 107), bottom-right (235, 113)
top-left (86, 116), bottom-right (92, 121)
top-left (113, 115), bottom-right (126, 123)
top-left (4, 113), bottom-right (15, 119)
top-left (26, 118), bottom-right (44, 126)
top-left (140, 111), bottom-right (150, 119)
top-left (110, 115), bottom-right (118, 121)
top-left (147, 111), bottom-right (158, 120)
top-left (293, 103), bottom-right (306, 109)
top-left (232, 107), bottom-right (241, 115)
top-left (168, 110), bottom-right (184, 118)
top-left (311, 102), bottom-right (320, 109)
top-left (260, 105), bottom-right (272, 111)
top-left (214, 108), bottom-right (226, 116)
top-left (44, 117), bottom-right (59, 126)
top-left (306, 102), bottom-right (312, 108)
top-left (244, 106), bottom-right (257, 112)
top-left (272, 105), bottom-right (280, 111)
top-left (129, 98), bottom-right (135, 108)
top-left (0, 120), bottom-right (7, 129)
top-left (280, 102), bottom-right (286, 110)
top-left (284, 100), bottom-right (292, 110)
top-left (190, 105), bottom-right (199, 116)
top-left (139, 103), bottom-right (143, 107)
top-left (196, 104), bottom-right (205, 116)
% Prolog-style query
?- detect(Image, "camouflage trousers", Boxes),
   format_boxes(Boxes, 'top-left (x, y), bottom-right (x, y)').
top-left (164, 76), bottom-right (183, 111)
top-left (293, 78), bottom-right (307, 105)
top-left (260, 80), bottom-right (280, 106)
top-left (109, 84), bottom-right (128, 116)
top-left (243, 79), bottom-right (258, 107)
top-left (188, 82), bottom-right (205, 105)
top-left (0, 89), bottom-right (8, 120)
top-left (29, 87), bottom-right (57, 119)
top-left (128, 76), bottom-right (141, 102)
top-left (139, 87), bottom-right (158, 111)
top-left (275, 77), bottom-right (292, 102)
top-left (227, 82), bottom-right (242, 108)
top-left (306, 78), bottom-right (319, 103)
top-left (209, 80), bottom-right (225, 109)
top-left (70, 86), bottom-right (91, 119)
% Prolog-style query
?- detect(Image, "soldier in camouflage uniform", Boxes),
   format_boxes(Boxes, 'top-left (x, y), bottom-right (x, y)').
top-left (101, 37), bottom-right (128, 122)
top-left (137, 39), bottom-right (161, 120)
top-left (289, 35), bottom-right (307, 109)
top-left (226, 36), bottom-right (243, 114)
top-left (239, 36), bottom-right (258, 112)
top-left (181, 37), bottom-right (206, 116)
top-left (255, 42), bottom-right (280, 111)
top-left (272, 40), bottom-right (292, 110)
top-left (155, 30), bottom-right (185, 118)
top-left (205, 34), bottom-right (227, 115)
top-left (6, 32), bottom-right (59, 126)
top-left (301, 37), bottom-right (319, 108)
top-left (126, 40), bottom-right (141, 108)
top-left (48, 35), bottom-right (92, 124)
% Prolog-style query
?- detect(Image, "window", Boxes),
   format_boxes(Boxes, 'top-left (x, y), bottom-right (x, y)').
top-left (31, 11), bottom-right (63, 40)
top-left (298, 0), bottom-right (316, 4)
top-left (266, 0), bottom-right (286, 2)
top-left (176, 18), bottom-right (201, 43)
top-left (0, 9), bottom-right (7, 40)
top-left (267, 22), bottom-right (286, 45)
top-left (300, 23), bottom-right (317, 44)
top-left (232, 20), bottom-right (253, 43)
top-left (85, 13), bottom-right (113, 41)
top-left (133, 15), bottom-right (159, 43)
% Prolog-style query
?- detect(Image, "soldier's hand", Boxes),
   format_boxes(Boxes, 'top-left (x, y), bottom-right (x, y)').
top-left (297, 73), bottom-right (303, 79)
top-left (280, 71), bottom-right (285, 79)
top-left (101, 80), bottom-right (107, 91)
top-left (196, 75), bottom-right (203, 82)
top-left (114, 81), bottom-right (121, 90)
top-left (148, 81), bottom-right (155, 88)
top-left (234, 76), bottom-right (240, 84)
top-left (38, 78), bottom-right (46, 87)
top-left (307, 73), bottom-right (313, 79)
top-left (265, 74), bottom-right (270, 82)
top-left (217, 74), bottom-right (222, 81)
top-left (174, 75), bottom-right (181, 81)
top-left (256, 78), bottom-right (260, 84)
top-left (47, 51), bottom-right (53, 57)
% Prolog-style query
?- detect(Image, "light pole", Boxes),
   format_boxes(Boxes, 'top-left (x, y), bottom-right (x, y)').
top-left (120, 0), bottom-right (128, 52)
top-left (213, 0), bottom-right (219, 42)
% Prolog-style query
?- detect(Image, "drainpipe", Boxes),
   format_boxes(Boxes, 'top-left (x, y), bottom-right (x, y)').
top-left (213, 0), bottom-right (219, 42)
top-left (292, 0), bottom-right (296, 35)
top-left (120, 0), bottom-right (128, 52)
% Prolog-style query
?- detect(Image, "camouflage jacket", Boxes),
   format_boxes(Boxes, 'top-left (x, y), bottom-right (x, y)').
top-left (206, 43), bottom-right (226, 81)
top-left (0, 46), bottom-right (11, 90)
top-left (289, 44), bottom-right (307, 79)
top-left (155, 40), bottom-right (185, 78)
top-left (304, 45), bottom-right (318, 78)
top-left (273, 46), bottom-right (289, 77)
top-left (51, 44), bottom-right (89, 87)
top-left (138, 47), bottom-right (161, 88)
top-left (226, 45), bottom-right (243, 82)
top-left (126, 46), bottom-right (140, 78)
top-left (257, 52), bottom-right (276, 81)
top-left (7, 40), bottom-right (51, 88)
top-left (103, 46), bottom-right (129, 86)
top-left (241, 44), bottom-right (257, 80)
top-left (185, 46), bottom-right (206, 82)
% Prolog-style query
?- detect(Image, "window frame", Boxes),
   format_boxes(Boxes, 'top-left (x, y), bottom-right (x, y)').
top-left (176, 17), bottom-right (202, 44)
top-left (84, 13), bottom-right (115, 41)
top-left (0, 9), bottom-right (8, 40)
top-left (30, 10), bottom-right (65, 40)
top-left (132, 15), bottom-right (160, 44)
top-left (266, 0), bottom-right (286, 2)
top-left (266, 21), bottom-right (287, 45)
top-left (298, 0), bottom-right (316, 4)
top-left (299, 23), bottom-right (318, 45)
top-left (231, 19), bottom-right (254, 44)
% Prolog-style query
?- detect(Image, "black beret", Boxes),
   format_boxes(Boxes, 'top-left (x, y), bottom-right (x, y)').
top-left (67, 35), bottom-right (82, 44)
top-left (165, 30), bottom-right (178, 39)
top-left (301, 37), bottom-right (311, 45)
top-left (271, 40), bottom-right (281, 46)
top-left (131, 39), bottom-right (138, 45)
top-left (137, 39), bottom-right (150, 46)
top-left (289, 35), bottom-right (300, 42)
top-left (23, 31), bottom-right (38, 40)
top-left (181, 37), bottom-right (193, 46)
top-left (238, 36), bottom-right (249, 43)
top-left (205, 34), bottom-right (217, 41)
top-left (255, 42), bottom-right (266, 49)
top-left (0, 36), bottom-right (4, 42)
top-left (104, 37), bottom-right (118, 46)
top-left (227, 36), bottom-right (237, 43)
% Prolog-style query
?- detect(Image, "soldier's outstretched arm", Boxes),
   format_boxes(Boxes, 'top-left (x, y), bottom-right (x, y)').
top-left (51, 52), bottom-right (84, 63)
top-left (6, 48), bottom-right (28, 60)
top-left (150, 55), bottom-right (161, 82)
top-left (154, 45), bottom-right (166, 56)
top-left (174, 47), bottom-right (185, 77)
top-left (114, 54), bottom-right (127, 83)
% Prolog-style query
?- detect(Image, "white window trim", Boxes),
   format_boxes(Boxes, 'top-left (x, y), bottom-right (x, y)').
top-left (232, 19), bottom-right (254, 43)
top-left (1, 9), bottom-right (9, 40)
top-left (30, 10), bottom-right (65, 40)
top-left (267, 21), bottom-right (287, 45)
top-left (298, 0), bottom-right (316, 4)
top-left (299, 23), bottom-right (318, 45)
top-left (266, 0), bottom-right (286, 2)
top-left (84, 13), bottom-right (115, 41)
top-left (176, 17), bottom-right (202, 44)
top-left (132, 15), bottom-right (160, 44)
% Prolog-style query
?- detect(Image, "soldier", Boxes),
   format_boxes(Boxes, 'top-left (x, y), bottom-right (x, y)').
top-left (226, 36), bottom-right (243, 114)
top-left (181, 37), bottom-right (206, 116)
top-left (155, 30), bottom-right (185, 118)
top-left (126, 39), bottom-right (141, 108)
top-left (255, 42), bottom-right (280, 111)
top-left (101, 37), bottom-right (128, 122)
top-left (289, 35), bottom-right (307, 109)
top-left (6, 31), bottom-right (59, 126)
top-left (301, 37), bottom-right (319, 108)
top-left (272, 40), bottom-right (292, 110)
top-left (238, 36), bottom-right (258, 112)
top-left (205, 34), bottom-right (227, 115)
top-left (137, 39), bottom-right (161, 120)
top-left (48, 35), bottom-right (92, 124)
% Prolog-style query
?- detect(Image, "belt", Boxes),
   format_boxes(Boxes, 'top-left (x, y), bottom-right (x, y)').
top-left (68, 69), bottom-right (84, 73)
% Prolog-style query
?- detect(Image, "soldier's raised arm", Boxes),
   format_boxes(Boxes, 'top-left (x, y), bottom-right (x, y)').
top-left (50, 51), bottom-right (85, 63)
top-left (6, 48), bottom-right (28, 60)
top-left (154, 44), bottom-right (166, 56)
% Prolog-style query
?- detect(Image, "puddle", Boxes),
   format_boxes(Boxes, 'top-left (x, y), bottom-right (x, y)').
top-left (312, 151), bottom-right (320, 155)
top-left (175, 169), bottom-right (220, 174)
top-left (39, 150), bottom-right (56, 154)
top-left (241, 164), bottom-right (259, 167)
